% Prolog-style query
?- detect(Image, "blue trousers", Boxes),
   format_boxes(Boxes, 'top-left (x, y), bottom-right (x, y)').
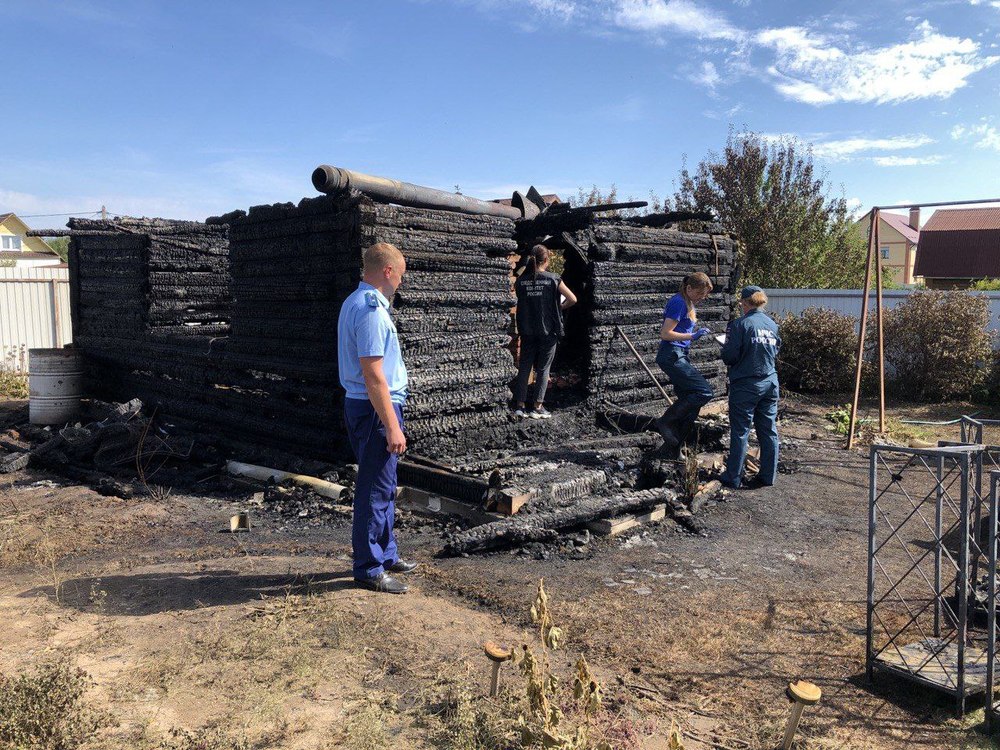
top-left (655, 345), bottom-right (715, 409)
top-left (344, 398), bottom-right (402, 580)
top-left (721, 377), bottom-right (779, 488)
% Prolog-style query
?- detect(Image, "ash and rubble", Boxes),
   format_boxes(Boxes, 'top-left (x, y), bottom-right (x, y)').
top-left (6, 169), bottom-right (773, 555)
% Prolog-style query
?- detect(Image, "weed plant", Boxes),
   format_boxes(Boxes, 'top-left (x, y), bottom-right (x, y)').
top-left (0, 658), bottom-right (110, 750)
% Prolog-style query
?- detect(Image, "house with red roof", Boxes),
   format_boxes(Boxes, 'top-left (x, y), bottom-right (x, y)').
top-left (854, 208), bottom-right (921, 285)
top-left (913, 207), bottom-right (1000, 289)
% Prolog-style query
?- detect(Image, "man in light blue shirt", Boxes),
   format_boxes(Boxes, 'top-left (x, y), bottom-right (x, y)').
top-left (337, 242), bottom-right (414, 594)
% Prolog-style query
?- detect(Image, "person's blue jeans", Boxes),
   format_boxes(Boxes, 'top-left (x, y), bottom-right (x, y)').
top-left (655, 344), bottom-right (714, 409)
top-left (721, 376), bottom-right (779, 488)
top-left (344, 397), bottom-right (402, 580)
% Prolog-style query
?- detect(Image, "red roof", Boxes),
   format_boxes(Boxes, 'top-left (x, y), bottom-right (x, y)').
top-left (914, 207), bottom-right (1000, 279)
top-left (923, 207), bottom-right (1000, 231)
top-left (880, 211), bottom-right (919, 244)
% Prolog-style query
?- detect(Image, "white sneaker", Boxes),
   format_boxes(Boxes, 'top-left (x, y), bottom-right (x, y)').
top-left (513, 409), bottom-right (526, 418)
top-left (530, 407), bottom-right (552, 420)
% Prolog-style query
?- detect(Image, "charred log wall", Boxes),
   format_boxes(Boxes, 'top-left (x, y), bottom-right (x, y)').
top-left (365, 203), bottom-right (518, 457)
top-left (70, 195), bottom-right (517, 462)
top-left (565, 218), bottom-right (738, 407)
top-left (71, 217), bottom-right (231, 344)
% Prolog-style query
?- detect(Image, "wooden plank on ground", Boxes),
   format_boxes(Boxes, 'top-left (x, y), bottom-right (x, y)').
top-left (494, 489), bottom-right (534, 516)
top-left (397, 486), bottom-right (503, 525)
top-left (587, 503), bottom-right (667, 536)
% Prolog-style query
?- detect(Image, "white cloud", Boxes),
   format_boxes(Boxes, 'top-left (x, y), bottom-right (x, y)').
top-left (691, 60), bottom-right (721, 89)
top-left (527, 0), bottom-right (577, 16)
top-left (951, 120), bottom-right (1000, 150)
top-left (811, 134), bottom-right (935, 160)
top-left (871, 155), bottom-right (944, 166)
top-left (607, 5), bottom-right (997, 105)
top-left (756, 22), bottom-right (999, 105)
top-left (613, 0), bottom-right (745, 41)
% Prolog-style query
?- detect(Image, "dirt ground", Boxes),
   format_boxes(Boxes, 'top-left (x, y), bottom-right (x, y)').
top-left (2, 394), bottom-right (999, 750)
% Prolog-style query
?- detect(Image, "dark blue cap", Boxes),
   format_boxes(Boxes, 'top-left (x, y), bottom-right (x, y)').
top-left (741, 285), bottom-right (764, 299)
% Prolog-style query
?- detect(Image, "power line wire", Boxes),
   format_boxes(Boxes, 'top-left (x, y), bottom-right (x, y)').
top-left (15, 210), bottom-right (104, 218)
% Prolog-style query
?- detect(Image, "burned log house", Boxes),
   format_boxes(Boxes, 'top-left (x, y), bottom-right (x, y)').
top-left (63, 167), bottom-right (737, 548)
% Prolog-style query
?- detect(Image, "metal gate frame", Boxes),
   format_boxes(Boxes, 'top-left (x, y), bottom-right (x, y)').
top-left (866, 442), bottom-right (997, 717)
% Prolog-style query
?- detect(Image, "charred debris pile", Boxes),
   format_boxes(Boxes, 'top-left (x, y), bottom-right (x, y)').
top-left (28, 165), bottom-right (740, 553)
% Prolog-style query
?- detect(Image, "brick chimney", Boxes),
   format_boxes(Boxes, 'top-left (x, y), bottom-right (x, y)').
top-left (909, 206), bottom-right (920, 231)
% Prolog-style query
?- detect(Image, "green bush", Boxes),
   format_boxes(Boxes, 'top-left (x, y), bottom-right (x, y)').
top-left (1, 347), bottom-right (28, 399)
top-left (0, 371), bottom-right (27, 399)
top-left (880, 290), bottom-right (994, 400)
top-left (970, 278), bottom-right (1000, 291)
top-left (778, 307), bottom-right (858, 393)
top-left (0, 659), bottom-right (109, 750)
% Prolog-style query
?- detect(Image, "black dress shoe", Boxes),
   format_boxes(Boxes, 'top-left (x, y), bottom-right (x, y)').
top-left (387, 559), bottom-right (420, 574)
top-left (356, 572), bottom-right (408, 594)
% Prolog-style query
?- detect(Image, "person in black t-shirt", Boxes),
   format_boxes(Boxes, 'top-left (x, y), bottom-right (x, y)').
top-left (513, 244), bottom-right (577, 419)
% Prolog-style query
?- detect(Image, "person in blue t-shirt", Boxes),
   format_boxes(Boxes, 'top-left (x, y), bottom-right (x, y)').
top-left (337, 242), bottom-right (416, 595)
top-left (653, 272), bottom-right (716, 453)
top-left (719, 286), bottom-right (782, 490)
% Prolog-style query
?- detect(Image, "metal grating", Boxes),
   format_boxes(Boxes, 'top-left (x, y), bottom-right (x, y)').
top-left (866, 442), bottom-right (998, 717)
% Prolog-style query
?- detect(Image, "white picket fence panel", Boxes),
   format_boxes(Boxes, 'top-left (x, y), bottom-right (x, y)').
top-left (0, 267), bottom-right (72, 371)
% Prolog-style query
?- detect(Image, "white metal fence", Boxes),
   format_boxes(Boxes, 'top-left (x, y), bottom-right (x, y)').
top-left (764, 288), bottom-right (1000, 339)
top-left (0, 266), bottom-right (72, 371)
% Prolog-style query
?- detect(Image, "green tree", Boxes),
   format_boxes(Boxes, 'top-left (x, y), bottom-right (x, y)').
top-left (573, 184), bottom-right (663, 216)
top-left (44, 237), bottom-right (69, 262)
top-left (672, 130), bottom-right (867, 289)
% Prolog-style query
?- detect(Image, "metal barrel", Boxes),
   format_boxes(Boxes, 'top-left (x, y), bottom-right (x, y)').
top-left (28, 348), bottom-right (83, 425)
top-left (311, 165), bottom-right (523, 221)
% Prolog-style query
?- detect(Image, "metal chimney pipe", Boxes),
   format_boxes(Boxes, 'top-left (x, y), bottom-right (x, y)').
top-left (311, 165), bottom-right (523, 221)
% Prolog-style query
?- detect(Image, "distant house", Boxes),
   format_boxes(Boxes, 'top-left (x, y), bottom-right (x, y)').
top-left (0, 213), bottom-right (61, 268)
top-left (854, 208), bottom-right (921, 285)
top-left (913, 207), bottom-right (1000, 289)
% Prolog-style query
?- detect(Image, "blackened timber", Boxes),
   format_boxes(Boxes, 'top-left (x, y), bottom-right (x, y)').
top-left (443, 488), bottom-right (675, 555)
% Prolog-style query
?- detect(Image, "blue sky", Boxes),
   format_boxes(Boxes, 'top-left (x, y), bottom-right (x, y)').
top-left (3, 0), bottom-right (999, 223)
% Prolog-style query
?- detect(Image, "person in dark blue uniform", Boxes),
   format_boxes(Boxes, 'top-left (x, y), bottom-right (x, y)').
top-left (719, 286), bottom-right (781, 490)
top-left (654, 272), bottom-right (716, 453)
top-left (337, 242), bottom-right (417, 594)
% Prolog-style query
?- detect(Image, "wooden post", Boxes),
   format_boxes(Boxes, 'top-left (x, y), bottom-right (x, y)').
top-left (846, 210), bottom-right (877, 450)
top-left (614, 324), bottom-right (674, 405)
top-left (50, 279), bottom-right (62, 348)
top-left (873, 211), bottom-right (886, 432)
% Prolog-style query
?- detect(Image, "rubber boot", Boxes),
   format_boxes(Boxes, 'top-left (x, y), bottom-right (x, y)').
top-left (676, 407), bottom-right (702, 448)
top-left (653, 403), bottom-right (684, 451)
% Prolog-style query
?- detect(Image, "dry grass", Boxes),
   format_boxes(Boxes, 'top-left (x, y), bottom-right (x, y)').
top-left (554, 586), bottom-right (1000, 750)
